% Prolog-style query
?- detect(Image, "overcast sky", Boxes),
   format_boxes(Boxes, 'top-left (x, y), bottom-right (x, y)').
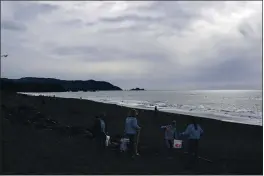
top-left (1, 1), bottom-right (262, 90)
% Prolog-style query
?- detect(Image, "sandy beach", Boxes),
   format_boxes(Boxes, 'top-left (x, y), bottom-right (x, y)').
top-left (1, 92), bottom-right (263, 174)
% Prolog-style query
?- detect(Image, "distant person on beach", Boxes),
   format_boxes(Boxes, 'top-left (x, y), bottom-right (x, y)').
top-left (124, 109), bottom-right (141, 157)
top-left (154, 106), bottom-right (158, 116)
top-left (161, 120), bottom-right (178, 155)
top-left (180, 117), bottom-right (203, 168)
top-left (91, 114), bottom-right (107, 154)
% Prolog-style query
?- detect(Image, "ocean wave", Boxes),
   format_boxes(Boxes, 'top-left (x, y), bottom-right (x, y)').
top-left (96, 99), bottom-right (262, 126)
top-left (84, 97), bottom-right (262, 125)
top-left (20, 92), bottom-right (262, 126)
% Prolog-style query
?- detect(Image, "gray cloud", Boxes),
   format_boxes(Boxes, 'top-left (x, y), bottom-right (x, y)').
top-left (100, 14), bottom-right (164, 23)
top-left (239, 23), bottom-right (254, 38)
top-left (86, 22), bottom-right (96, 26)
top-left (1, 20), bottom-right (27, 31)
top-left (52, 46), bottom-right (100, 56)
top-left (192, 57), bottom-right (261, 85)
top-left (13, 2), bottom-right (59, 21)
top-left (51, 45), bottom-right (170, 64)
top-left (1, 1), bottom-right (262, 90)
top-left (140, 2), bottom-right (208, 30)
top-left (98, 24), bottom-right (152, 34)
top-left (58, 19), bottom-right (84, 27)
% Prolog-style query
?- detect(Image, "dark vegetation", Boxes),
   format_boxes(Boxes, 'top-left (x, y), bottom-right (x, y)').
top-left (0, 77), bottom-right (122, 92)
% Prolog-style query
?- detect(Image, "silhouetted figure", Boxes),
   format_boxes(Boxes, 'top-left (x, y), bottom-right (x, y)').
top-left (154, 106), bottom-right (158, 117)
top-left (91, 114), bottom-right (107, 156)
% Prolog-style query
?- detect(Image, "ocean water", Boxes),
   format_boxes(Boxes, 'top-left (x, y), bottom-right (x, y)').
top-left (22, 90), bottom-right (262, 126)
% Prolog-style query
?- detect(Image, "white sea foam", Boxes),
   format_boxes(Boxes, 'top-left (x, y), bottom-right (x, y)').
top-left (20, 90), bottom-right (262, 126)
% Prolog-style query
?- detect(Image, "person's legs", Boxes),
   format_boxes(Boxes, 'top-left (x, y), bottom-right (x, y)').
top-left (95, 137), bottom-right (102, 159)
top-left (164, 139), bottom-right (173, 156)
top-left (168, 139), bottom-right (174, 158)
top-left (101, 133), bottom-right (106, 150)
top-left (165, 139), bottom-right (171, 149)
top-left (94, 133), bottom-right (107, 166)
top-left (133, 134), bottom-right (139, 156)
top-left (96, 133), bottom-right (106, 156)
top-left (134, 135), bottom-right (139, 156)
top-left (128, 134), bottom-right (135, 156)
top-left (188, 139), bottom-right (194, 155)
top-left (164, 139), bottom-right (170, 156)
top-left (194, 140), bottom-right (199, 158)
top-left (193, 139), bottom-right (199, 167)
top-left (186, 139), bottom-right (195, 169)
top-left (169, 139), bottom-right (174, 149)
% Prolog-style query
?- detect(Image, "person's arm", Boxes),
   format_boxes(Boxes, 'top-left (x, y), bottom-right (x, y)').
top-left (104, 121), bottom-right (108, 135)
top-left (124, 118), bottom-right (127, 134)
top-left (181, 125), bottom-right (191, 136)
top-left (132, 118), bottom-right (141, 130)
top-left (174, 128), bottom-right (178, 139)
top-left (161, 125), bottom-right (167, 129)
top-left (199, 125), bottom-right (204, 136)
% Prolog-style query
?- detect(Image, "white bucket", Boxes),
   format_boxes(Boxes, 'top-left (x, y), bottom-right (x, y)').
top-left (105, 135), bottom-right (110, 146)
top-left (173, 140), bottom-right (183, 149)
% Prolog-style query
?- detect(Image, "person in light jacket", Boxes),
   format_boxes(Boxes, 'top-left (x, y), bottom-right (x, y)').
top-left (181, 117), bottom-right (204, 168)
top-left (124, 109), bottom-right (141, 157)
top-left (161, 120), bottom-right (178, 149)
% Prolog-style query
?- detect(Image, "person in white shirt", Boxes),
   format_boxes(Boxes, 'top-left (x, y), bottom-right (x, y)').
top-left (161, 120), bottom-right (178, 149)
top-left (181, 117), bottom-right (204, 168)
top-left (161, 120), bottom-right (178, 158)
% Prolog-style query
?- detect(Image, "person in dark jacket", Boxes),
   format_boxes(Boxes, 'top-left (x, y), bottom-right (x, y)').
top-left (91, 114), bottom-right (107, 154)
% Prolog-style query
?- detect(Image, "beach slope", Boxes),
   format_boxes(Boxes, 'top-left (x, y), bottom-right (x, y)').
top-left (1, 92), bottom-right (262, 174)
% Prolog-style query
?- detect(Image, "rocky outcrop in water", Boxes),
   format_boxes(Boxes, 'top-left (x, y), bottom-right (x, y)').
top-left (130, 88), bottom-right (145, 91)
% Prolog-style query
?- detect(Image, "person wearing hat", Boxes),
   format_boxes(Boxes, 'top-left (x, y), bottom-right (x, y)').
top-left (161, 120), bottom-right (178, 155)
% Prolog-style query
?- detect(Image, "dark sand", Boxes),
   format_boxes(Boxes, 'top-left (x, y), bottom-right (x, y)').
top-left (1, 92), bottom-right (263, 174)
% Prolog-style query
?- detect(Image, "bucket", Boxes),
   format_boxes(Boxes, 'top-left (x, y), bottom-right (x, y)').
top-left (173, 140), bottom-right (182, 149)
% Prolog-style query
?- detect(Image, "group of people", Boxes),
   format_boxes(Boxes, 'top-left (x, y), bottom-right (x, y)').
top-left (160, 117), bottom-right (204, 168)
top-left (90, 108), bottom-right (204, 166)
